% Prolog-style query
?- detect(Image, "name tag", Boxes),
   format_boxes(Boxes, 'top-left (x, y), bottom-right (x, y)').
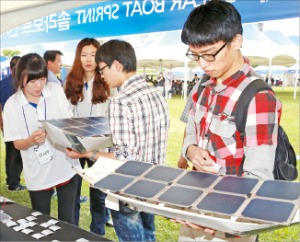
top-left (34, 143), bottom-right (53, 165)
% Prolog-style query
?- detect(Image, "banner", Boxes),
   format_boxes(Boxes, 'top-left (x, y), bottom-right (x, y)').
top-left (1, 0), bottom-right (299, 48)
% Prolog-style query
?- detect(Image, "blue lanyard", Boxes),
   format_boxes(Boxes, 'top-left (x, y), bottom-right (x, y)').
top-left (22, 97), bottom-right (47, 136)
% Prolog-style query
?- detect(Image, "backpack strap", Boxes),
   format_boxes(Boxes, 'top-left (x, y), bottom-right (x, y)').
top-left (235, 79), bottom-right (273, 140)
top-left (196, 74), bottom-right (211, 100)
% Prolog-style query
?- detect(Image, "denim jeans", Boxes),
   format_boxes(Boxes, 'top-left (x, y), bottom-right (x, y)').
top-left (89, 187), bottom-right (107, 235)
top-left (74, 174), bottom-right (107, 236)
top-left (111, 201), bottom-right (156, 242)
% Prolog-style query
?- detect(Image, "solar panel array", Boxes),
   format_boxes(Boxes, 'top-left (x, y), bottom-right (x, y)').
top-left (44, 117), bottom-right (110, 137)
top-left (94, 161), bottom-right (300, 225)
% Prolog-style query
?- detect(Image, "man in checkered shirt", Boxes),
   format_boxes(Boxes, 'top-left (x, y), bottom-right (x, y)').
top-left (95, 39), bottom-right (169, 242)
top-left (178, 1), bottom-right (282, 241)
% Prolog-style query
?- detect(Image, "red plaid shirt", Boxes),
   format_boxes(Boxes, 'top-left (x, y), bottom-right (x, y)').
top-left (191, 60), bottom-right (282, 175)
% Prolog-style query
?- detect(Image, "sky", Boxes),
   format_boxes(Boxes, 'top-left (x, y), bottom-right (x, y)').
top-left (262, 17), bottom-right (299, 36)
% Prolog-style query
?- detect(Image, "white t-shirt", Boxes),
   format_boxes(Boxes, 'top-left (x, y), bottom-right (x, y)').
top-left (70, 78), bottom-right (117, 118)
top-left (3, 83), bottom-right (80, 191)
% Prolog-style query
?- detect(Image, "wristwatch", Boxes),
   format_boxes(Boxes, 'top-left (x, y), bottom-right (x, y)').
top-left (89, 150), bottom-right (98, 162)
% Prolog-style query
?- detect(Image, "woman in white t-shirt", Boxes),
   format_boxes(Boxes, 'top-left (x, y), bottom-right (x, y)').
top-left (64, 38), bottom-right (116, 235)
top-left (3, 53), bottom-right (80, 224)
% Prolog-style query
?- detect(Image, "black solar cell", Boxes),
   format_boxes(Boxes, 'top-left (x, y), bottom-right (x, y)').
top-left (242, 198), bottom-right (296, 223)
top-left (177, 171), bottom-right (219, 188)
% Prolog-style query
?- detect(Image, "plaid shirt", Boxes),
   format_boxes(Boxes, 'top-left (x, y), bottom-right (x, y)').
top-left (185, 60), bottom-right (282, 175)
top-left (109, 74), bottom-right (170, 165)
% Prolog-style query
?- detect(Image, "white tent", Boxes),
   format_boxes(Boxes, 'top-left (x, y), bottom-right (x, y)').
top-left (0, 0), bottom-right (98, 33)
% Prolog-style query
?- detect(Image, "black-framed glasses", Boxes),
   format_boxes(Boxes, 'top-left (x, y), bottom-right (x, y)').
top-left (186, 42), bottom-right (228, 62)
top-left (99, 65), bottom-right (108, 75)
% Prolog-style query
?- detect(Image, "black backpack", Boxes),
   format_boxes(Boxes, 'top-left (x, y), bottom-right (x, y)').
top-left (196, 78), bottom-right (298, 180)
top-left (235, 79), bottom-right (298, 181)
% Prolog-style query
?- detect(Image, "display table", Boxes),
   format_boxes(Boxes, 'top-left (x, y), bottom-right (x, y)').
top-left (0, 199), bottom-right (111, 241)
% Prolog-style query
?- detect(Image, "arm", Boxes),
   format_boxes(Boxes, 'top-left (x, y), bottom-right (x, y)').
top-left (177, 128), bottom-right (189, 169)
top-left (242, 91), bottom-right (280, 180)
top-left (14, 129), bottom-right (47, 150)
top-left (181, 110), bottom-right (217, 174)
top-left (65, 148), bottom-right (116, 161)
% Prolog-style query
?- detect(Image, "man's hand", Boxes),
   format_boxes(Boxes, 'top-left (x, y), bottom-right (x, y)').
top-left (177, 155), bottom-right (189, 169)
top-left (171, 219), bottom-right (215, 235)
top-left (186, 145), bottom-right (218, 174)
top-left (65, 147), bottom-right (89, 159)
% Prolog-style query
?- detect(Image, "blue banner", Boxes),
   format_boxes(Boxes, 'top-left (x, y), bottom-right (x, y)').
top-left (1, 0), bottom-right (299, 48)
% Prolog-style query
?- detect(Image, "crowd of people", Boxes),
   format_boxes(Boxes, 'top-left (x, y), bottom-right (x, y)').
top-left (1, 1), bottom-right (283, 241)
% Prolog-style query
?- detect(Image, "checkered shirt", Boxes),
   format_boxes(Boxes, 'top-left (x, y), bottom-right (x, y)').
top-left (109, 74), bottom-right (170, 165)
top-left (190, 61), bottom-right (282, 175)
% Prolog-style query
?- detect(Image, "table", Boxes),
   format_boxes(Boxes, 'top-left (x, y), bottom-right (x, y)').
top-left (0, 199), bottom-right (112, 241)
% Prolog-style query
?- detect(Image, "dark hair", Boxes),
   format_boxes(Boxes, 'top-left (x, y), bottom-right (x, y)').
top-left (15, 53), bottom-right (48, 89)
top-left (10, 56), bottom-right (21, 69)
top-left (43, 50), bottom-right (63, 64)
top-left (64, 38), bottom-right (110, 105)
top-left (181, 0), bottom-right (243, 47)
top-left (9, 56), bottom-right (21, 78)
top-left (95, 39), bottom-right (136, 73)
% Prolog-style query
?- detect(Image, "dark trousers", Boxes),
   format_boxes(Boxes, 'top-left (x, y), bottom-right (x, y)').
top-left (5, 141), bottom-right (23, 188)
top-left (74, 158), bottom-right (107, 236)
top-left (29, 175), bottom-right (78, 225)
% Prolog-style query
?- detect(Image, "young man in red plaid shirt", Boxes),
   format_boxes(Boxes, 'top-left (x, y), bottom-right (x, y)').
top-left (178, 0), bottom-right (282, 241)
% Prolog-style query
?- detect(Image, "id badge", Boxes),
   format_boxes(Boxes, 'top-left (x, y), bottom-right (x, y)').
top-left (34, 143), bottom-right (53, 165)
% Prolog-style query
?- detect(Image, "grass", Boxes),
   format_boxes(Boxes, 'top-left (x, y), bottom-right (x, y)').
top-left (0, 86), bottom-right (299, 241)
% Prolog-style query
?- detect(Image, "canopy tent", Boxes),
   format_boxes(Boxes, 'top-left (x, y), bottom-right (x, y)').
top-left (0, 0), bottom-right (98, 33)
top-left (1, 1), bottom-right (299, 98)
top-left (1, 1), bottom-right (299, 46)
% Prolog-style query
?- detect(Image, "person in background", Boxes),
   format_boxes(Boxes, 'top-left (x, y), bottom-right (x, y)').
top-left (178, 0), bottom-right (281, 241)
top-left (156, 72), bottom-right (165, 95)
top-left (66, 39), bottom-right (170, 242)
top-left (164, 71), bottom-right (173, 99)
top-left (64, 37), bottom-right (114, 236)
top-left (3, 53), bottom-right (79, 224)
top-left (43, 50), bottom-right (64, 86)
top-left (0, 55), bottom-right (25, 191)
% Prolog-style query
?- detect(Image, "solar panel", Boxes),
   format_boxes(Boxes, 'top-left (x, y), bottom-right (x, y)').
top-left (196, 192), bottom-right (246, 215)
top-left (63, 127), bottom-right (95, 137)
top-left (124, 179), bottom-right (166, 199)
top-left (115, 161), bottom-right (152, 177)
top-left (158, 186), bottom-right (203, 207)
top-left (214, 176), bottom-right (258, 195)
top-left (92, 124), bottom-right (110, 134)
top-left (93, 174), bottom-right (134, 192)
top-left (242, 198), bottom-right (296, 223)
top-left (88, 159), bottom-right (300, 227)
top-left (144, 166), bottom-right (184, 182)
top-left (46, 119), bottom-right (69, 128)
top-left (256, 180), bottom-right (300, 200)
top-left (41, 117), bottom-right (113, 154)
top-left (177, 170), bottom-right (219, 188)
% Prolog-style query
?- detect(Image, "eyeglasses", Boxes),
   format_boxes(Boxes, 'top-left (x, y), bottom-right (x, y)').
top-left (186, 42), bottom-right (228, 62)
top-left (99, 65), bottom-right (108, 75)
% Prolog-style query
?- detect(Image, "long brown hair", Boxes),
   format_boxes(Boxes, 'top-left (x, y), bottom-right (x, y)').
top-left (64, 38), bottom-right (110, 105)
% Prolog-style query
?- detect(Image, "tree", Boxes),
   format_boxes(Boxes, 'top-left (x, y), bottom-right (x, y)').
top-left (2, 49), bottom-right (21, 58)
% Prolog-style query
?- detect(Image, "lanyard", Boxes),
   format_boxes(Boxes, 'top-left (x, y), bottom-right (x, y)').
top-left (22, 97), bottom-right (47, 136)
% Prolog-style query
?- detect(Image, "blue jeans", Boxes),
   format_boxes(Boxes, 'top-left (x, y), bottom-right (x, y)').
top-left (74, 174), bottom-right (107, 236)
top-left (89, 186), bottom-right (107, 235)
top-left (111, 201), bottom-right (156, 242)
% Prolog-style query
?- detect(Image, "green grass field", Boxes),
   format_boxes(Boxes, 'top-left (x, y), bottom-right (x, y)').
top-left (0, 87), bottom-right (299, 241)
